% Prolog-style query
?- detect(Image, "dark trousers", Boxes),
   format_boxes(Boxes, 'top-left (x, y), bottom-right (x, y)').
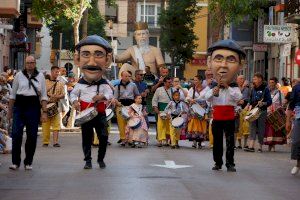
top-left (212, 120), bottom-right (235, 168)
top-left (81, 114), bottom-right (108, 163)
top-left (11, 105), bottom-right (40, 166)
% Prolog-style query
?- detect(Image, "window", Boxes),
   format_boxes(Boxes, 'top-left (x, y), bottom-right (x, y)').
top-left (137, 3), bottom-right (161, 28)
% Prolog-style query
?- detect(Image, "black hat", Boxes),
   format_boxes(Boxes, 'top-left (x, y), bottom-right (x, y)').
top-left (75, 35), bottom-right (113, 53)
top-left (207, 39), bottom-right (246, 59)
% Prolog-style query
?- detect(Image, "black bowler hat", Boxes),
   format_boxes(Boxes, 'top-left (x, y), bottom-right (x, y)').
top-left (207, 39), bottom-right (246, 59)
top-left (75, 35), bottom-right (113, 53)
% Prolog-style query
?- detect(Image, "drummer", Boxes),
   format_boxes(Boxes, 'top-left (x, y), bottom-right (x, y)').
top-left (113, 71), bottom-right (139, 146)
top-left (152, 76), bottom-right (173, 147)
top-left (186, 75), bottom-right (208, 149)
top-left (42, 66), bottom-right (65, 147)
top-left (164, 91), bottom-right (188, 149)
top-left (70, 35), bottom-right (113, 169)
top-left (205, 39), bottom-right (244, 172)
top-left (244, 73), bottom-right (272, 153)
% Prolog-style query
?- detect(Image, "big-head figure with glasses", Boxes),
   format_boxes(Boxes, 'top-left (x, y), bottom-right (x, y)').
top-left (70, 35), bottom-right (114, 170)
top-left (204, 39), bottom-right (244, 173)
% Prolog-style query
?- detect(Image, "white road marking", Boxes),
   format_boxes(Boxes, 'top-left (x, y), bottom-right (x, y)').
top-left (151, 160), bottom-right (193, 169)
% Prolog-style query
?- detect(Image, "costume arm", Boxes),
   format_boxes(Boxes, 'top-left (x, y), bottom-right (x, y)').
top-left (70, 84), bottom-right (81, 104)
top-left (115, 47), bottom-right (133, 63)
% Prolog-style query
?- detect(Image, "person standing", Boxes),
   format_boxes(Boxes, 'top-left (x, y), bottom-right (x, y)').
top-left (286, 79), bottom-right (300, 175)
top-left (71, 35), bottom-right (114, 169)
top-left (152, 76), bottom-right (173, 147)
top-left (205, 39), bottom-right (244, 172)
top-left (8, 55), bottom-right (48, 170)
top-left (244, 73), bottom-right (272, 153)
top-left (42, 66), bottom-right (65, 147)
top-left (114, 71), bottom-right (140, 146)
top-left (134, 69), bottom-right (149, 105)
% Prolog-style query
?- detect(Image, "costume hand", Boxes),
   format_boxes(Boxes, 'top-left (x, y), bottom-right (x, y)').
top-left (220, 80), bottom-right (228, 88)
top-left (190, 99), bottom-right (196, 104)
top-left (92, 94), bottom-right (105, 102)
top-left (213, 87), bottom-right (219, 96)
top-left (257, 101), bottom-right (265, 107)
top-left (74, 101), bottom-right (81, 111)
top-left (238, 99), bottom-right (244, 105)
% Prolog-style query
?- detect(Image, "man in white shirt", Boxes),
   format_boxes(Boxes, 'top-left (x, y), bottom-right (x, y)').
top-left (71, 35), bottom-right (113, 169)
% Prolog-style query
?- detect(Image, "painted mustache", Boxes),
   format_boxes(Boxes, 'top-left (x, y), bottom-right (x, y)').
top-left (82, 65), bottom-right (102, 71)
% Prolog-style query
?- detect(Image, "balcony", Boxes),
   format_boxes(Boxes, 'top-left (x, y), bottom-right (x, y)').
top-left (285, 0), bottom-right (300, 23)
top-left (0, 0), bottom-right (20, 18)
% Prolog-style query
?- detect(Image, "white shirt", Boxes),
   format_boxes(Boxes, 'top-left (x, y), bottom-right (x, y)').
top-left (10, 71), bottom-right (48, 101)
top-left (152, 86), bottom-right (173, 107)
top-left (205, 86), bottom-right (242, 106)
top-left (70, 82), bottom-right (113, 104)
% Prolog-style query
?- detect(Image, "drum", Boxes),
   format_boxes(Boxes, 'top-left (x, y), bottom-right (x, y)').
top-left (159, 112), bottom-right (168, 120)
top-left (127, 117), bottom-right (141, 129)
top-left (171, 117), bottom-right (184, 129)
top-left (266, 107), bottom-right (286, 131)
top-left (121, 106), bottom-right (130, 120)
top-left (191, 104), bottom-right (206, 119)
top-left (47, 103), bottom-right (59, 118)
top-left (105, 108), bottom-right (114, 121)
top-left (75, 107), bottom-right (98, 126)
top-left (245, 107), bottom-right (261, 122)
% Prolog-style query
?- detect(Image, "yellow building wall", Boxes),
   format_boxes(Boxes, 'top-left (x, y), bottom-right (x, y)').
top-left (184, 0), bottom-right (208, 80)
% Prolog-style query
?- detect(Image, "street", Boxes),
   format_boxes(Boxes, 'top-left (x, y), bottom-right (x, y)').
top-left (0, 124), bottom-right (299, 200)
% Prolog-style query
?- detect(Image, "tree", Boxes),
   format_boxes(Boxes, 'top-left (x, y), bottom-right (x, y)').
top-left (208, 0), bottom-right (272, 39)
top-left (159, 0), bottom-right (200, 70)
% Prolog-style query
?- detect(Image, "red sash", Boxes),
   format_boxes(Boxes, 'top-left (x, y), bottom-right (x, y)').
top-left (80, 101), bottom-right (106, 114)
top-left (213, 105), bottom-right (235, 121)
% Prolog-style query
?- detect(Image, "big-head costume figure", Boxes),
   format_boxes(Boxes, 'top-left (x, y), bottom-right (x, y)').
top-left (70, 35), bottom-right (114, 169)
top-left (115, 22), bottom-right (165, 77)
top-left (204, 39), bottom-right (244, 172)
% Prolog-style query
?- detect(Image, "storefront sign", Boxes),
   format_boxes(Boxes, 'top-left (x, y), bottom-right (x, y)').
top-left (264, 25), bottom-right (294, 43)
top-left (191, 58), bottom-right (207, 66)
top-left (281, 44), bottom-right (291, 57)
top-left (253, 44), bottom-right (268, 52)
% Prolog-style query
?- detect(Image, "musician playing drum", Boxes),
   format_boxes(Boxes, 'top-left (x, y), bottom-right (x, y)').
top-left (42, 66), bottom-right (65, 148)
top-left (244, 73), bottom-right (272, 153)
top-left (164, 91), bottom-right (188, 149)
top-left (70, 35), bottom-right (113, 169)
top-left (113, 71), bottom-right (140, 146)
top-left (205, 39), bottom-right (244, 172)
top-left (126, 95), bottom-right (148, 148)
top-left (186, 75), bottom-right (208, 149)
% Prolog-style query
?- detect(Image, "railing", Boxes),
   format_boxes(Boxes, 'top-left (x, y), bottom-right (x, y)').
top-left (285, 0), bottom-right (300, 17)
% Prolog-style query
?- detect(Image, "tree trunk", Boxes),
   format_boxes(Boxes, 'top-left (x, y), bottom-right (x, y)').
top-left (73, 20), bottom-right (80, 45)
top-left (82, 9), bottom-right (88, 39)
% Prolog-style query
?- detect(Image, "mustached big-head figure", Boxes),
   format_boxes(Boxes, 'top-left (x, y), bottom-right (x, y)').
top-left (207, 39), bottom-right (246, 85)
top-left (74, 35), bottom-right (113, 82)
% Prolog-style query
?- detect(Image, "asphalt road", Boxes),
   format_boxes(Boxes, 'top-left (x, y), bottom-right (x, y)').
top-left (0, 124), bottom-right (299, 200)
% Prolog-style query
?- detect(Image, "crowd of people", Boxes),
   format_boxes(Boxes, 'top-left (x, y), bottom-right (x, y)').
top-left (0, 36), bottom-right (299, 176)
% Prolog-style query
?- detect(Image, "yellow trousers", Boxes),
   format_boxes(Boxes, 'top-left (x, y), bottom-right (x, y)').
top-left (157, 115), bottom-right (170, 142)
top-left (237, 109), bottom-right (250, 140)
top-left (116, 106), bottom-right (127, 140)
top-left (169, 123), bottom-right (180, 146)
top-left (93, 121), bottom-right (111, 145)
top-left (209, 119), bottom-right (213, 147)
top-left (42, 114), bottom-right (61, 144)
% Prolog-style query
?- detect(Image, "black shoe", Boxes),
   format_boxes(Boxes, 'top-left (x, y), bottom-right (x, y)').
top-left (171, 145), bottom-right (176, 149)
top-left (42, 144), bottom-right (48, 147)
top-left (212, 165), bottom-right (222, 171)
top-left (117, 139), bottom-right (122, 144)
top-left (244, 147), bottom-right (255, 152)
top-left (175, 145), bottom-right (180, 149)
top-left (53, 143), bottom-right (61, 147)
top-left (237, 146), bottom-right (242, 149)
top-left (157, 143), bottom-right (162, 147)
top-left (227, 166), bottom-right (237, 172)
top-left (107, 141), bottom-right (111, 146)
top-left (84, 162), bottom-right (92, 169)
top-left (98, 161), bottom-right (106, 169)
top-left (120, 142), bottom-right (126, 147)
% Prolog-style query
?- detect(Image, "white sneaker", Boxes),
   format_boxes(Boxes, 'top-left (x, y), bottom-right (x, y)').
top-left (24, 165), bottom-right (33, 170)
top-left (291, 166), bottom-right (299, 175)
top-left (9, 164), bottom-right (19, 170)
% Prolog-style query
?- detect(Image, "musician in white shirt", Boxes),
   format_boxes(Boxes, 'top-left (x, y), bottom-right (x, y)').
top-left (71, 35), bottom-right (113, 170)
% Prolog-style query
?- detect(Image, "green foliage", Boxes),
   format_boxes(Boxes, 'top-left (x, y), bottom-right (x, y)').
top-left (208, 0), bottom-right (270, 26)
top-left (159, 0), bottom-right (200, 67)
top-left (47, 0), bottom-right (107, 50)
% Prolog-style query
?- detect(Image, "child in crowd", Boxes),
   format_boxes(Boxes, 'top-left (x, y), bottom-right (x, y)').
top-left (164, 91), bottom-right (188, 149)
top-left (126, 95), bottom-right (148, 148)
top-left (0, 128), bottom-right (12, 154)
